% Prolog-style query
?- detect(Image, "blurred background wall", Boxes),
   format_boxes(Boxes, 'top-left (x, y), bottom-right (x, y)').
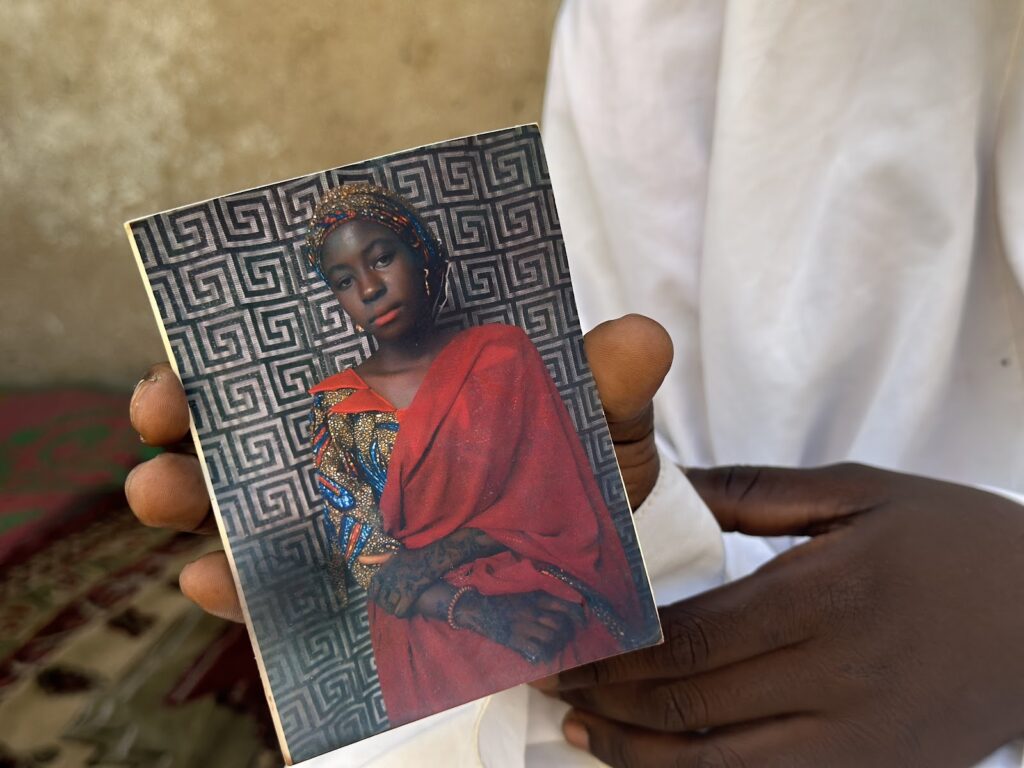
top-left (0, 0), bottom-right (561, 388)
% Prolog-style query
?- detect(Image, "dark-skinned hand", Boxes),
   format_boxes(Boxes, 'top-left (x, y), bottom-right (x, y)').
top-left (358, 528), bottom-right (508, 618)
top-left (454, 589), bottom-right (585, 664)
top-left (540, 463), bottom-right (1024, 768)
top-left (358, 547), bottom-right (441, 618)
top-left (123, 314), bottom-right (671, 623)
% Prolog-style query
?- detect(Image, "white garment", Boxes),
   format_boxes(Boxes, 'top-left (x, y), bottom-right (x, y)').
top-left (543, 1), bottom-right (1024, 766)
top-left (305, 1), bottom-right (1024, 765)
top-left (546, 0), bottom-right (1024, 485)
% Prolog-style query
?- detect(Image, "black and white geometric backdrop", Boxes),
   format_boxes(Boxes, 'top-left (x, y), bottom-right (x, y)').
top-left (129, 126), bottom-right (656, 762)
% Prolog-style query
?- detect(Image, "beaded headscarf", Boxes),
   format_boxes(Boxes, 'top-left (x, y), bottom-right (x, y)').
top-left (302, 183), bottom-right (449, 316)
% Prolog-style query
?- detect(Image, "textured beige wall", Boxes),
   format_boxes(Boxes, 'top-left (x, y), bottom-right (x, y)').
top-left (0, 1), bottom-right (560, 388)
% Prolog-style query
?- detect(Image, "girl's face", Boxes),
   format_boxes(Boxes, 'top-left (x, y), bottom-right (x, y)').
top-left (320, 219), bottom-right (431, 343)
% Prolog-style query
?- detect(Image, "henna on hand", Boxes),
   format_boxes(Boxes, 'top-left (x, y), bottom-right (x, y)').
top-left (367, 528), bottom-right (505, 617)
top-left (453, 590), bottom-right (583, 663)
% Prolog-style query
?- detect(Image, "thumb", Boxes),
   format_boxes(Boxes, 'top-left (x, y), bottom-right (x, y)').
top-left (583, 313), bottom-right (672, 439)
top-left (685, 463), bottom-right (883, 536)
top-left (584, 314), bottom-right (672, 509)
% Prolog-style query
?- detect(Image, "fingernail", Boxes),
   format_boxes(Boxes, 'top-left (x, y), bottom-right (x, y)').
top-left (124, 463), bottom-right (140, 495)
top-left (563, 716), bottom-right (590, 751)
top-left (178, 561), bottom-right (195, 592)
top-left (529, 674), bottom-right (559, 691)
top-left (130, 372), bottom-right (159, 426)
top-left (132, 370), bottom-right (161, 399)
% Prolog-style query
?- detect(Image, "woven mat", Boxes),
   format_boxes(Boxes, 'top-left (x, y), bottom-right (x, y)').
top-left (0, 389), bottom-right (280, 767)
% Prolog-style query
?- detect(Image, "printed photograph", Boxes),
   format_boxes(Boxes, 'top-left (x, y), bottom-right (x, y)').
top-left (127, 126), bottom-right (661, 762)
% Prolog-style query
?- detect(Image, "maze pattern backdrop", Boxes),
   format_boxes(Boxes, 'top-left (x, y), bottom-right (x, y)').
top-left (130, 126), bottom-right (656, 761)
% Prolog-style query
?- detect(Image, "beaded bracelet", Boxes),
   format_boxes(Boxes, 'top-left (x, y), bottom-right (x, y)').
top-left (447, 586), bottom-right (474, 630)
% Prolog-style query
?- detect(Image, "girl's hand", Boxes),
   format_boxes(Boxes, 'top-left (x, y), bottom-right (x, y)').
top-left (360, 528), bottom-right (507, 617)
top-left (453, 590), bottom-right (584, 663)
top-left (363, 548), bottom-right (439, 618)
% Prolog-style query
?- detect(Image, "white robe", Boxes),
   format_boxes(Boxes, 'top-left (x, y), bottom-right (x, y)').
top-left (306, 1), bottom-right (1024, 765)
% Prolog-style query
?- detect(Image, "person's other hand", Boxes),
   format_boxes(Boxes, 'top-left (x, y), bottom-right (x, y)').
top-left (454, 589), bottom-right (585, 663)
top-left (125, 362), bottom-right (242, 622)
top-left (543, 463), bottom-right (1024, 768)
top-left (124, 313), bottom-right (673, 622)
top-left (361, 548), bottom-right (439, 618)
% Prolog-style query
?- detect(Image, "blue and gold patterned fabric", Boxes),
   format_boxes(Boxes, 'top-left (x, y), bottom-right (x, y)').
top-left (308, 370), bottom-right (403, 604)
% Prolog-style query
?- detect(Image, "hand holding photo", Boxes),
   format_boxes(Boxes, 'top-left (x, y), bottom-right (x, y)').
top-left (127, 126), bottom-right (660, 762)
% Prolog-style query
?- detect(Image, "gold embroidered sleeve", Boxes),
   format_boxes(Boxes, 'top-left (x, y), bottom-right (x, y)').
top-left (310, 392), bottom-right (401, 602)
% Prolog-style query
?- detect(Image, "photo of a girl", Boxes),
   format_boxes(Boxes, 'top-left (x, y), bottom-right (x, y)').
top-left (302, 183), bottom-right (648, 727)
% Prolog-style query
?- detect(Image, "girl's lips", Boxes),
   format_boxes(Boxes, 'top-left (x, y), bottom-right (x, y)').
top-left (373, 306), bottom-right (401, 327)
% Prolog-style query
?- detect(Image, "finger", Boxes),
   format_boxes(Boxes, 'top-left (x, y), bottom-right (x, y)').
top-left (549, 619), bottom-right (576, 652)
top-left (560, 646), bottom-right (820, 733)
top-left (584, 314), bottom-right (672, 430)
top-left (521, 621), bottom-right (557, 646)
top-left (685, 463), bottom-right (885, 537)
top-left (179, 551), bottom-right (243, 622)
top-left (125, 452), bottom-right (212, 532)
top-left (511, 635), bottom-right (545, 663)
top-left (534, 610), bottom-right (573, 637)
top-left (551, 569), bottom-right (816, 689)
top-left (531, 612), bottom-right (575, 643)
top-left (357, 553), bottom-right (394, 565)
top-left (130, 362), bottom-right (192, 446)
top-left (533, 612), bottom-right (562, 631)
top-left (564, 709), bottom-right (698, 768)
top-left (536, 594), bottom-right (585, 626)
top-left (585, 315), bottom-right (671, 508)
top-left (564, 710), bottom-right (822, 768)
top-left (395, 594), bottom-right (417, 618)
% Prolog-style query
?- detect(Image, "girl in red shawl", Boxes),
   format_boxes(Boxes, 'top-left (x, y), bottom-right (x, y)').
top-left (303, 183), bottom-right (646, 727)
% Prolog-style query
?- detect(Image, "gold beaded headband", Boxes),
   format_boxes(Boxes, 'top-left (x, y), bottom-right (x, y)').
top-left (302, 183), bottom-right (447, 285)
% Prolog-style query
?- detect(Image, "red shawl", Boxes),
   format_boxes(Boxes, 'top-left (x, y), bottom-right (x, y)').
top-left (370, 324), bottom-right (644, 726)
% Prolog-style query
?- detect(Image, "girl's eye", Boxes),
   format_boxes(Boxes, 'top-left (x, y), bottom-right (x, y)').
top-left (335, 276), bottom-right (353, 291)
top-left (374, 252), bottom-right (395, 269)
